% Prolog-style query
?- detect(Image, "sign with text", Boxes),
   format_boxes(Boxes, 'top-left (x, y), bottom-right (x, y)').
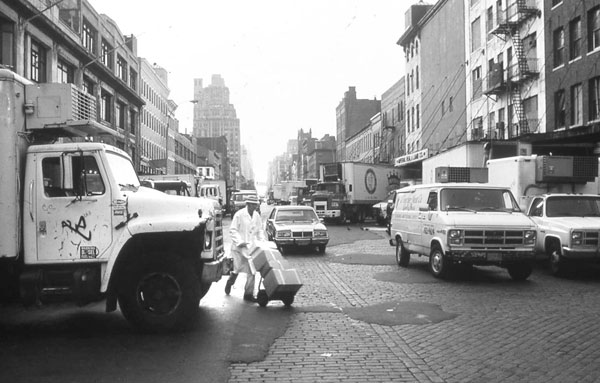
top-left (394, 149), bottom-right (429, 167)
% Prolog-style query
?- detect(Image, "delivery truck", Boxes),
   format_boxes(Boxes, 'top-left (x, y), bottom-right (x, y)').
top-left (0, 69), bottom-right (226, 332)
top-left (310, 162), bottom-right (399, 223)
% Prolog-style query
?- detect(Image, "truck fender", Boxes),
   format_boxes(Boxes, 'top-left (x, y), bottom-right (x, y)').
top-left (543, 235), bottom-right (562, 255)
top-left (430, 237), bottom-right (447, 255)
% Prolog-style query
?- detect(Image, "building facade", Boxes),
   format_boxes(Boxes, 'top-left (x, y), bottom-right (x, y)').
top-left (192, 75), bottom-right (241, 186)
top-left (380, 77), bottom-right (406, 165)
top-left (1, 0), bottom-right (144, 166)
top-left (346, 113), bottom-right (381, 164)
top-left (541, 0), bottom-right (600, 156)
top-left (335, 86), bottom-right (381, 161)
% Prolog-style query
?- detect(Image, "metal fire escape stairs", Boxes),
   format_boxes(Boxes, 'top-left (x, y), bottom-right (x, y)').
top-left (490, 0), bottom-right (541, 138)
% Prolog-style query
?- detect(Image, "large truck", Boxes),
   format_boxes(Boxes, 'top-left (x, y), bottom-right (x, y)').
top-left (140, 174), bottom-right (199, 196)
top-left (0, 69), bottom-right (226, 332)
top-left (487, 155), bottom-right (600, 276)
top-left (310, 162), bottom-right (399, 223)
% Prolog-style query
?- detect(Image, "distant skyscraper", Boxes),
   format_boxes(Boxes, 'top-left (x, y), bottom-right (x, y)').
top-left (192, 75), bottom-right (240, 186)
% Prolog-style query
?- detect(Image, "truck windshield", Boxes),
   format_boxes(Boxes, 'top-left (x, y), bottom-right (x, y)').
top-left (314, 183), bottom-right (345, 194)
top-left (440, 188), bottom-right (520, 212)
top-left (546, 197), bottom-right (600, 217)
top-left (106, 152), bottom-right (140, 190)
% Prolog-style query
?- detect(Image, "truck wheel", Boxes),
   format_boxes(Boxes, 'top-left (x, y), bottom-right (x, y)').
top-left (317, 245), bottom-right (326, 254)
top-left (199, 282), bottom-right (211, 299)
top-left (507, 263), bottom-right (532, 281)
top-left (429, 246), bottom-right (449, 279)
top-left (395, 239), bottom-right (410, 267)
top-left (118, 255), bottom-right (200, 333)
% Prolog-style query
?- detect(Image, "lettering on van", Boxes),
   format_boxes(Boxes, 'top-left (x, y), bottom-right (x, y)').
top-left (396, 193), bottom-right (424, 211)
top-left (364, 169), bottom-right (377, 194)
top-left (423, 224), bottom-right (435, 236)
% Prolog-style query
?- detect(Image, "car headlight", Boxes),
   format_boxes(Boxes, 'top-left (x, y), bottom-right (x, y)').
top-left (448, 229), bottom-right (463, 245)
top-left (571, 231), bottom-right (583, 246)
top-left (276, 230), bottom-right (291, 238)
top-left (314, 230), bottom-right (328, 238)
top-left (524, 230), bottom-right (536, 245)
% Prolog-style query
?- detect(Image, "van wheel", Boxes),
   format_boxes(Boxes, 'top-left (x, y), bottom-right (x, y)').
top-left (507, 263), bottom-right (533, 281)
top-left (429, 246), bottom-right (449, 279)
top-left (395, 239), bottom-right (410, 267)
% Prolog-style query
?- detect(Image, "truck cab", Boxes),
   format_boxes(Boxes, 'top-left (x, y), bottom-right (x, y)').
top-left (526, 194), bottom-right (600, 276)
top-left (0, 68), bottom-right (225, 332)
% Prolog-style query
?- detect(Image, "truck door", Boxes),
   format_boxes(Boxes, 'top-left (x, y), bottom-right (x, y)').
top-left (34, 152), bottom-right (113, 262)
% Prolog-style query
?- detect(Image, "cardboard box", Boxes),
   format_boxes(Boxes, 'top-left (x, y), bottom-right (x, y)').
top-left (264, 269), bottom-right (302, 297)
top-left (250, 245), bottom-right (289, 277)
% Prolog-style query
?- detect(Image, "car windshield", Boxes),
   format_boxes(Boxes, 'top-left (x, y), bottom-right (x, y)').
top-left (234, 193), bottom-right (256, 201)
top-left (546, 197), bottom-right (600, 217)
top-left (440, 188), bottom-right (520, 212)
top-left (275, 209), bottom-right (319, 223)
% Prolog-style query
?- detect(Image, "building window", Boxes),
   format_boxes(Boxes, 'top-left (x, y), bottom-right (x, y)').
top-left (472, 66), bottom-right (482, 99)
top-left (590, 77), bottom-right (600, 121)
top-left (486, 7), bottom-right (494, 40)
top-left (553, 27), bottom-right (565, 68)
top-left (471, 17), bottom-right (481, 52)
top-left (116, 101), bottom-right (126, 130)
top-left (129, 68), bottom-right (137, 90)
top-left (555, 90), bottom-right (566, 129)
top-left (101, 40), bottom-right (113, 69)
top-left (570, 83), bottom-right (583, 126)
top-left (83, 77), bottom-right (95, 96)
top-left (416, 66), bottom-right (419, 89)
top-left (1, 18), bottom-right (14, 68)
top-left (552, 0), bottom-right (562, 6)
top-left (569, 17), bottom-right (582, 60)
top-left (100, 90), bottom-right (112, 122)
top-left (442, 100), bottom-right (445, 116)
top-left (416, 104), bottom-right (420, 130)
top-left (117, 55), bottom-right (127, 82)
top-left (589, 7), bottom-right (600, 52)
top-left (82, 20), bottom-right (96, 54)
top-left (30, 40), bottom-right (46, 83)
top-left (57, 59), bottom-right (74, 84)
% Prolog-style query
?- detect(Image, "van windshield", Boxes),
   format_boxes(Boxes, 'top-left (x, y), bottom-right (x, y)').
top-left (440, 188), bottom-right (520, 212)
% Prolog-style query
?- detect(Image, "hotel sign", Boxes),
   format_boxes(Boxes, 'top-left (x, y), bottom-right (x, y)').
top-left (394, 149), bottom-right (429, 167)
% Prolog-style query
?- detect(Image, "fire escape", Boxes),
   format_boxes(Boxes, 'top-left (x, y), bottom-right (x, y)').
top-left (485, 0), bottom-right (541, 139)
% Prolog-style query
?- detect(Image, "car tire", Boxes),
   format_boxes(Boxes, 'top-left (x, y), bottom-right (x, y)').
top-left (429, 245), bottom-right (449, 279)
top-left (395, 239), bottom-right (410, 267)
top-left (507, 263), bottom-right (533, 281)
top-left (549, 248), bottom-right (570, 277)
top-left (317, 245), bottom-right (326, 254)
top-left (118, 255), bottom-right (200, 333)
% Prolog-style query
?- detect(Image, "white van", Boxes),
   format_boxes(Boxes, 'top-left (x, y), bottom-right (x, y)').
top-left (389, 183), bottom-right (537, 280)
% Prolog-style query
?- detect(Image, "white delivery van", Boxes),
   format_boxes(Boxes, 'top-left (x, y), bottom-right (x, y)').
top-left (389, 183), bottom-right (537, 280)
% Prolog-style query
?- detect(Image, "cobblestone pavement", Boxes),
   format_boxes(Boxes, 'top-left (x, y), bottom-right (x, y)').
top-left (228, 226), bottom-right (600, 383)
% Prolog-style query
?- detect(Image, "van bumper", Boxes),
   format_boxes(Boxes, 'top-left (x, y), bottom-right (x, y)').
top-left (447, 250), bottom-right (536, 263)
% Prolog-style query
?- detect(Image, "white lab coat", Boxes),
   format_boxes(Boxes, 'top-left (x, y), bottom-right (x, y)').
top-left (229, 207), bottom-right (265, 274)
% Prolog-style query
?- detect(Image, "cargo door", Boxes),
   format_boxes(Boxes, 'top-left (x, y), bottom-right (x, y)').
top-left (32, 152), bottom-right (113, 263)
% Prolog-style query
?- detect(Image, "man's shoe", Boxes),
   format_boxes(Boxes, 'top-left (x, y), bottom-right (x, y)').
top-left (243, 294), bottom-right (256, 302)
top-left (224, 280), bottom-right (232, 295)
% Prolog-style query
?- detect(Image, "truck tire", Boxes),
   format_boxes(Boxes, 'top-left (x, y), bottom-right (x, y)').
top-left (549, 248), bottom-right (571, 277)
top-left (395, 239), bottom-right (410, 267)
top-left (317, 245), bottom-right (326, 254)
top-left (429, 245), bottom-right (449, 279)
top-left (507, 263), bottom-right (533, 281)
top-left (118, 255), bottom-right (200, 333)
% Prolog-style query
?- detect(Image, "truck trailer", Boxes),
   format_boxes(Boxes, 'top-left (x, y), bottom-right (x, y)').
top-left (310, 162), bottom-right (399, 223)
top-left (0, 69), bottom-right (226, 332)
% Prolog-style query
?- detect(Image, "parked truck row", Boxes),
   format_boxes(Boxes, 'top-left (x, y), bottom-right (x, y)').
top-left (388, 154), bottom-right (600, 280)
top-left (0, 69), bottom-right (226, 332)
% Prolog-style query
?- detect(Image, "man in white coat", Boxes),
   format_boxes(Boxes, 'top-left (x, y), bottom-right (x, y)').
top-left (225, 195), bottom-right (265, 301)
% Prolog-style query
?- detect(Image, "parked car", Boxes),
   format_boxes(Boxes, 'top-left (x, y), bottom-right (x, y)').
top-left (229, 190), bottom-right (259, 217)
top-left (373, 190), bottom-right (397, 226)
top-left (265, 205), bottom-right (329, 254)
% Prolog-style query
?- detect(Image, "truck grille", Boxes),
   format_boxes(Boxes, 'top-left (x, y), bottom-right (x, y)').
top-left (464, 230), bottom-right (527, 245)
top-left (292, 231), bottom-right (313, 238)
top-left (581, 231), bottom-right (599, 246)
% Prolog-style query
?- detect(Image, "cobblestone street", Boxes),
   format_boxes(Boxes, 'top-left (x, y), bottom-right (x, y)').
top-left (229, 227), bottom-right (600, 383)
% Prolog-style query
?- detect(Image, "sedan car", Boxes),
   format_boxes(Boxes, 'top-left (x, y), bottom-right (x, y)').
top-left (265, 205), bottom-right (329, 254)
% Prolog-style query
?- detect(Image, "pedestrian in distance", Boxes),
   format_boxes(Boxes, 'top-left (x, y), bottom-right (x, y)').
top-left (225, 195), bottom-right (265, 302)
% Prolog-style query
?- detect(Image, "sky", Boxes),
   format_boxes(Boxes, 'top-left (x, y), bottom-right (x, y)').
top-left (92, 0), bottom-right (410, 182)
